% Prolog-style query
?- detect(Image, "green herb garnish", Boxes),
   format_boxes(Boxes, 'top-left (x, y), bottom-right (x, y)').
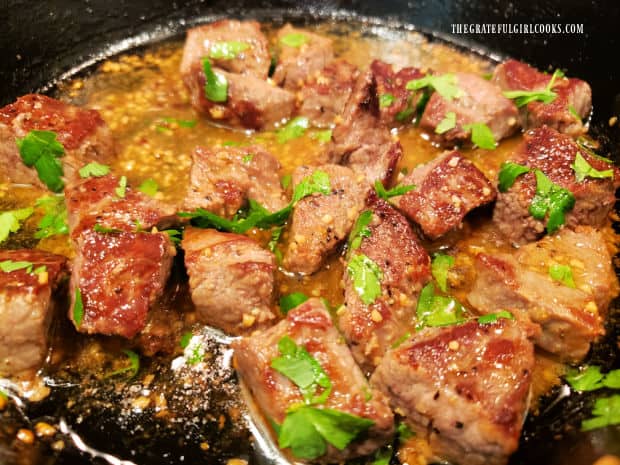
top-left (406, 73), bottom-right (462, 101)
top-left (163, 117), bottom-right (197, 128)
top-left (397, 422), bottom-right (415, 440)
top-left (477, 310), bottom-right (514, 325)
top-left (572, 152), bottom-right (614, 183)
top-left (348, 210), bottom-right (372, 251)
top-left (549, 264), bottom-right (576, 288)
top-left (581, 395), bottom-right (620, 431)
top-left (163, 229), bottom-right (182, 245)
top-left (280, 33), bottom-right (308, 48)
top-left (242, 153), bottom-right (254, 164)
top-left (115, 175), bottom-right (127, 198)
top-left (529, 169), bottom-right (575, 234)
top-left (179, 332), bottom-right (192, 349)
top-left (277, 405), bottom-right (374, 460)
top-left (79, 162), bottom-right (110, 178)
top-left (462, 122), bottom-right (496, 150)
top-left (498, 161), bottom-right (530, 192)
top-left (416, 283), bottom-right (465, 328)
top-left (138, 178), bottom-right (158, 197)
top-left (277, 116), bottom-right (309, 143)
top-left (347, 253), bottom-right (383, 305)
top-left (16, 130), bottom-right (65, 192)
top-left (202, 57), bottom-right (228, 103)
top-left (271, 336), bottom-right (332, 404)
top-left (73, 287), bottom-right (84, 327)
top-left (280, 174), bottom-right (292, 190)
top-left (208, 41), bottom-right (250, 60)
top-left (379, 93), bottom-right (395, 108)
top-left (310, 129), bottom-right (332, 143)
top-left (106, 349), bottom-right (140, 379)
top-left (435, 111), bottom-right (456, 134)
top-left (0, 260), bottom-right (33, 273)
top-left (431, 253), bottom-right (455, 292)
top-left (374, 180), bottom-right (416, 200)
top-left (93, 224), bottom-right (122, 234)
top-left (568, 105), bottom-right (581, 122)
top-left (503, 69), bottom-right (564, 107)
top-left (279, 293), bottom-right (309, 314)
top-left (0, 207), bottom-right (34, 243)
top-left (566, 366), bottom-right (620, 392)
top-left (34, 195), bottom-right (68, 239)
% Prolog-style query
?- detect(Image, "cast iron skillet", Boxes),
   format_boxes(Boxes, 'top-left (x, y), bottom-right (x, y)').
top-left (1, 1), bottom-right (620, 464)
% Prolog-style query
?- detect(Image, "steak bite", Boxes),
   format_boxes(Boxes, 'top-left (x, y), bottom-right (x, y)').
top-left (65, 173), bottom-right (177, 237)
top-left (339, 194), bottom-right (431, 372)
top-left (467, 227), bottom-right (614, 361)
top-left (493, 126), bottom-right (619, 244)
top-left (296, 59), bottom-right (359, 128)
top-left (283, 164), bottom-right (367, 275)
top-left (182, 227), bottom-right (277, 335)
top-left (66, 174), bottom-right (178, 339)
top-left (182, 66), bottom-right (295, 130)
top-left (392, 151), bottom-right (496, 240)
top-left (329, 71), bottom-right (403, 186)
top-left (183, 144), bottom-right (288, 217)
top-left (0, 94), bottom-right (115, 188)
top-left (0, 249), bottom-right (68, 379)
top-left (493, 59), bottom-right (592, 136)
top-left (370, 59), bottom-right (425, 125)
top-left (371, 319), bottom-right (534, 465)
top-left (180, 20), bottom-right (271, 80)
top-left (69, 229), bottom-right (175, 338)
top-left (419, 72), bottom-right (520, 145)
top-left (232, 298), bottom-right (394, 462)
top-left (272, 24), bottom-right (335, 91)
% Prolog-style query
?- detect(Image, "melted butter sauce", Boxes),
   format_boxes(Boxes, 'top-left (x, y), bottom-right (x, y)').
top-left (1, 19), bottom-right (618, 465)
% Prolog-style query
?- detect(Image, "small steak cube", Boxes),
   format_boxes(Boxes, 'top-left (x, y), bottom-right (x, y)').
top-left (371, 319), bottom-right (534, 465)
top-left (184, 145), bottom-right (288, 217)
top-left (182, 227), bottom-right (276, 335)
top-left (468, 228), bottom-right (613, 361)
top-left (493, 59), bottom-right (592, 136)
top-left (69, 229), bottom-right (175, 338)
top-left (272, 24), bottom-right (335, 90)
top-left (393, 151), bottom-right (496, 239)
top-left (232, 298), bottom-right (394, 462)
top-left (0, 94), bottom-right (115, 188)
top-left (370, 59), bottom-right (425, 125)
top-left (183, 65), bottom-right (295, 130)
top-left (339, 193), bottom-right (431, 372)
top-left (180, 20), bottom-right (271, 80)
top-left (329, 71), bottom-right (403, 186)
top-left (493, 126), bottom-right (619, 244)
top-left (0, 249), bottom-right (68, 379)
top-left (296, 59), bottom-right (359, 127)
top-left (65, 173), bottom-right (177, 237)
top-left (283, 164), bottom-right (367, 275)
top-left (419, 72), bottom-right (520, 145)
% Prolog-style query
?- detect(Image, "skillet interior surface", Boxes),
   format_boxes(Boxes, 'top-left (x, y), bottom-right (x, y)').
top-left (1, 3), bottom-right (620, 465)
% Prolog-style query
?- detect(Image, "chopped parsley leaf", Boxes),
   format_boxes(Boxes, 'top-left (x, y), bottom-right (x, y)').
top-left (279, 293), bottom-right (309, 314)
top-left (572, 152), bottom-right (614, 183)
top-left (106, 349), bottom-right (140, 379)
top-left (310, 129), bottom-right (332, 143)
top-left (202, 57), bottom-right (228, 103)
top-left (34, 195), bottom-right (68, 239)
top-left (280, 33), bottom-right (308, 48)
top-left (348, 210), bottom-right (373, 251)
top-left (477, 310), bottom-right (514, 325)
top-left (208, 40), bottom-right (250, 60)
top-left (16, 130), bottom-right (65, 192)
top-left (416, 283), bottom-right (465, 328)
top-left (138, 178), bottom-right (159, 197)
top-left (503, 69), bottom-right (565, 107)
top-left (277, 116), bottom-right (310, 143)
top-left (347, 253), bottom-right (383, 305)
top-left (529, 169), bottom-right (575, 234)
top-left (498, 162), bottom-right (530, 192)
top-left (0, 207), bottom-right (34, 243)
top-left (435, 111), bottom-right (457, 134)
top-left (581, 395), bottom-right (620, 431)
top-left (374, 180), bottom-right (416, 200)
top-left (462, 122), bottom-right (496, 150)
top-left (379, 93), bottom-right (395, 108)
top-left (73, 287), bottom-right (84, 327)
top-left (431, 253), bottom-right (455, 292)
top-left (79, 162), bottom-right (110, 178)
top-left (406, 73), bottom-right (462, 101)
top-left (115, 176), bottom-right (127, 198)
top-left (549, 263), bottom-right (576, 288)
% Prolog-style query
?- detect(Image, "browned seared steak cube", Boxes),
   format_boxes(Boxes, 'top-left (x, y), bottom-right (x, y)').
top-left (183, 145), bottom-right (288, 216)
top-left (0, 94), bottom-right (115, 188)
top-left (493, 59), bottom-right (592, 136)
top-left (370, 59), bottom-right (425, 125)
top-left (493, 126), bottom-right (619, 244)
top-left (296, 60), bottom-right (359, 128)
top-left (371, 319), bottom-right (534, 465)
top-left (392, 151), bottom-right (496, 239)
top-left (272, 24), bottom-right (335, 90)
top-left (182, 227), bottom-right (277, 335)
top-left (329, 71), bottom-right (403, 186)
top-left (338, 193), bottom-right (431, 372)
top-left (283, 164), bottom-right (367, 275)
top-left (232, 298), bottom-right (394, 462)
top-left (0, 249), bottom-right (68, 379)
top-left (419, 73), bottom-right (520, 145)
top-left (468, 227), bottom-right (614, 361)
top-left (65, 173), bottom-right (177, 237)
top-left (180, 20), bottom-right (271, 80)
top-left (183, 65), bottom-right (295, 130)
top-left (69, 229), bottom-right (175, 338)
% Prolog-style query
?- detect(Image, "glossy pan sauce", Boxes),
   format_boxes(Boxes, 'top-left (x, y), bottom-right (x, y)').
top-left (0, 20), bottom-right (618, 465)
